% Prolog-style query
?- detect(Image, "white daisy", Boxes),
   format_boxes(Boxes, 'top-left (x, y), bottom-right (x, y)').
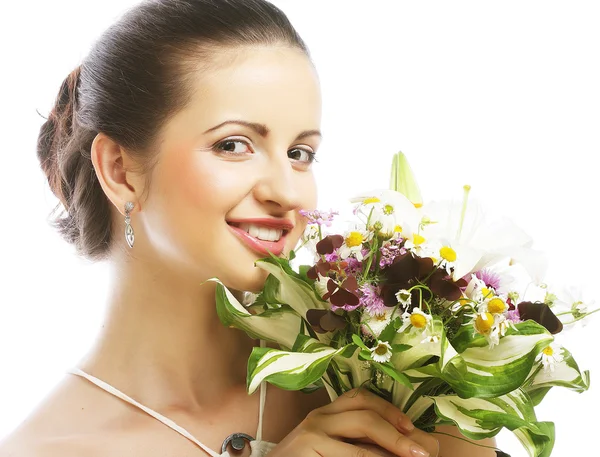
top-left (338, 229), bottom-right (372, 261)
top-left (370, 340), bottom-right (393, 363)
top-left (398, 308), bottom-right (432, 334)
top-left (395, 289), bottom-right (412, 308)
top-left (472, 312), bottom-right (500, 349)
top-left (538, 343), bottom-right (564, 373)
top-left (361, 308), bottom-right (394, 338)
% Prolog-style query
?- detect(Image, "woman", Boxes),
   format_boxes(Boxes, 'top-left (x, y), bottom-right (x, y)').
top-left (0, 1), bottom-right (496, 456)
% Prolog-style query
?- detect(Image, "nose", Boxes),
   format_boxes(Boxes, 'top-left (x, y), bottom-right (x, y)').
top-left (252, 154), bottom-right (303, 213)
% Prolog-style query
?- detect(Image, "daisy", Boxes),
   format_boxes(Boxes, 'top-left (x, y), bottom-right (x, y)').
top-left (338, 229), bottom-right (372, 261)
top-left (398, 308), bottom-right (432, 334)
top-left (361, 308), bottom-right (395, 338)
top-left (472, 312), bottom-right (501, 348)
top-left (370, 340), bottom-right (393, 363)
top-left (538, 343), bottom-right (564, 373)
top-left (395, 289), bottom-right (412, 308)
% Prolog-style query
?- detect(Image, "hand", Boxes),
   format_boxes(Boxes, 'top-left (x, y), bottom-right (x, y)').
top-left (267, 387), bottom-right (439, 457)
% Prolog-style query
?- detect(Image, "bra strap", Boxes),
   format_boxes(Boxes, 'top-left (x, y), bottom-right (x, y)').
top-left (256, 338), bottom-right (267, 441)
top-left (67, 366), bottom-right (224, 457)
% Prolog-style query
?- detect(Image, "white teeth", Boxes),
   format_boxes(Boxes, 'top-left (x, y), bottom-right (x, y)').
top-left (237, 223), bottom-right (283, 242)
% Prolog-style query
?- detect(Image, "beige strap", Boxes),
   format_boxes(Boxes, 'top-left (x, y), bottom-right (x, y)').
top-left (68, 339), bottom-right (269, 457)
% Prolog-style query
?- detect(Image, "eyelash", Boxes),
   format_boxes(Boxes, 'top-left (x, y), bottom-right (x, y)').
top-left (212, 138), bottom-right (318, 165)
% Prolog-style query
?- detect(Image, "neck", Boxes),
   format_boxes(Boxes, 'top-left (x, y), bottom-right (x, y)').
top-left (79, 252), bottom-right (259, 411)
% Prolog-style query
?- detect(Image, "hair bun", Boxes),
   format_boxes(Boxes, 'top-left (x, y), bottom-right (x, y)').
top-left (36, 66), bottom-right (81, 207)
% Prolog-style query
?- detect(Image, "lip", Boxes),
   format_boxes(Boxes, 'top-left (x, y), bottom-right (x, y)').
top-left (227, 219), bottom-right (293, 257)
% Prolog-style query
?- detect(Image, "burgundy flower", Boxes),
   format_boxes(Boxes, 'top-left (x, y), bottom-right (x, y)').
top-left (306, 309), bottom-right (346, 333)
top-left (517, 301), bottom-right (563, 334)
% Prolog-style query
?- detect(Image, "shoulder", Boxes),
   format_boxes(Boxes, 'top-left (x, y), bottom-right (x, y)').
top-left (434, 425), bottom-right (497, 457)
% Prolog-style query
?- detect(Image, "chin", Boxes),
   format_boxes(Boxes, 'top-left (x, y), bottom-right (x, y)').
top-left (223, 266), bottom-right (270, 295)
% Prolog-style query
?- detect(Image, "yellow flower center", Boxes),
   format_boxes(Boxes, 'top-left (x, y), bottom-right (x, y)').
top-left (375, 344), bottom-right (389, 356)
top-left (440, 246), bottom-right (457, 262)
top-left (458, 297), bottom-right (470, 306)
top-left (413, 202), bottom-right (423, 208)
top-left (345, 231), bottom-right (364, 247)
top-left (481, 287), bottom-right (493, 298)
top-left (383, 204), bottom-right (394, 215)
top-left (488, 298), bottom-right (506, 314)
top-left (394, 225), bottom-right (403, 233)
top-left (413, 234), bottom-right (426, 246)
top-left (543, 346), bottom-right (554, 356)
top-left (363, 197), bottom-right (380, 204)
top-left (410, 313), bottom-right (428, 328)
top-left (475, 313), bottom-right (494, 334)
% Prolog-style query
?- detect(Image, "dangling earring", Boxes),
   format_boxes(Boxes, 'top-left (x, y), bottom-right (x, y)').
top-left (124, 201), bottom-right (135, 248)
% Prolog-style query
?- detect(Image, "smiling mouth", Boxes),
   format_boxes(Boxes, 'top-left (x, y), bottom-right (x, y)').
top-left (227, 222), bottom-right (290, 242)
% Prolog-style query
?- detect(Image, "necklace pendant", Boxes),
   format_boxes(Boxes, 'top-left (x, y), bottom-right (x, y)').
top-left (221, 432), bottom-right (255, 454)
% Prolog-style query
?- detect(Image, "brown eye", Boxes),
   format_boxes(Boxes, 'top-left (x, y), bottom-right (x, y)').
top-left (288, 148), bottom-right (316, 164)
top-left (213, 138), bottom-right (253, 155)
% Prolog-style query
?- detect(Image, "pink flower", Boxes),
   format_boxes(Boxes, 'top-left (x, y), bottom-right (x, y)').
top-left (506, 309), bottom-right (522, 323)
top-left (359, 284), bottom-right (386, 316)
top-left (299, 209), bottom-right (338, 227)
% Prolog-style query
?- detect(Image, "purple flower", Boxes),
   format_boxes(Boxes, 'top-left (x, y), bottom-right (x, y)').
top-left (379, 239), bottom-right (406, 269)
top-left (359, 284), bottom-right (386, 316)
top-left (506, 309), bottom-right (522, 323)
top-left (475, 269), bottom-right (502, 291)
top-left (324, 252), bottom-right (339, 263)
top-left (299, 209), bottom-right (338, 227)
top-left (344, 256), bottom-right (363, 276)
top-left (330, 302), bottom-right (363, 312)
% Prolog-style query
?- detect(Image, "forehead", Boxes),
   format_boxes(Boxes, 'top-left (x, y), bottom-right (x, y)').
top-left (188, 46), bottom-right (322, 131)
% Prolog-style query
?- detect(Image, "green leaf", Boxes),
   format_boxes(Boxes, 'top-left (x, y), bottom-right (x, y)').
top-left (392, 344), bottom-right (412, 353)
top-left (430, 389), bottom-right (555, 457)
top-left (389, 318), bottom-right (443, 372)
top-left (211, 278), bottom-right (303, 350)
top-left (523, 346), bottom-right (590, 404)
top-left (352, 334), bottom-right (369, 351)
top-left (440, 321), bottom-right (554, 398)
top-left (246, 337), bottom-right (348, 394)
top-left (373, 362), bottom-right (413, 390)
top-left (255, 257), bottom-right (329, 319)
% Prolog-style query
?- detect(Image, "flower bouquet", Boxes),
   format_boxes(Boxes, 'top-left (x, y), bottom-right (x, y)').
top-left (211, 152), bottom-right (594, 457)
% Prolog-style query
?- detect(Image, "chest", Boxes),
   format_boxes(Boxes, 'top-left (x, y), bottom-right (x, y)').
top-left (79, 386), bottom-right (329, 457)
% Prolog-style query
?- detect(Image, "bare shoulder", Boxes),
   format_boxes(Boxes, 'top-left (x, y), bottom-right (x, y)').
top-left (434, 425), bottom-right (498, 457)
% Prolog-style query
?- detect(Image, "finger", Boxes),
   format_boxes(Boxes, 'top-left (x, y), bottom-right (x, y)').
top-left (319, 409), bottom-right (430, 457)
top-left (318, 387), bottom-right (415, 434)
top-left (314, 438), bottom-right (399, 457)
top-left (351, 429), bottom-right (439, 457)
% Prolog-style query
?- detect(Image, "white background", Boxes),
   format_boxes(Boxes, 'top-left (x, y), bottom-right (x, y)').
top-left (1, 1), bottom-right (599, 456)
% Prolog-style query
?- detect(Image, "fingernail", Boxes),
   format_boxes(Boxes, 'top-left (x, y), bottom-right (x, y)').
top-left (410, 445), bottom-right (429, 457)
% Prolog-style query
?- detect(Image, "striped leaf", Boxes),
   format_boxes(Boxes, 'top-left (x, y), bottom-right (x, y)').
top-left (523, 346), bottom-right (590, 405)
top-left (255, 257), bottom-right (329, 319)
top-left (212, 278), bottom-right (303, 350)
top-left (440, 321), bottom-right (554, 398)
top-left (431, 389), bottom-right (554, 457)
top-left (246, 333), bottom-right (347, 394)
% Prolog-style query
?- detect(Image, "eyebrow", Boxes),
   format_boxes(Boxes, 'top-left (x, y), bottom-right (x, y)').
top-left (203, 120), bottom-right (322, 142)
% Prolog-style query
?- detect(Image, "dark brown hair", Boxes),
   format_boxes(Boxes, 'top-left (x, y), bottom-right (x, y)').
top-left (37, 0), bottom-right (310, 261)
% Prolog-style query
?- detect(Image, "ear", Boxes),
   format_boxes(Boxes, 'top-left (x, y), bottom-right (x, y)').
top-left (90, 132), bottom-right (146, 216)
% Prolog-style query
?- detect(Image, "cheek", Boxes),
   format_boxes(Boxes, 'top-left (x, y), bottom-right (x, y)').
top-left (146, 150), bottom-right (249, 260)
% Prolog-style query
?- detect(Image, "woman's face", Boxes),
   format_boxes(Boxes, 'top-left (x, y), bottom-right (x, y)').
top-left (140, 46), bottom-right (321, 292)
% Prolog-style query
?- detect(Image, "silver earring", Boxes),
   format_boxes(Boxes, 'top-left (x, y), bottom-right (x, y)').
top-left (124, 201), bottom-right (135, 248)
